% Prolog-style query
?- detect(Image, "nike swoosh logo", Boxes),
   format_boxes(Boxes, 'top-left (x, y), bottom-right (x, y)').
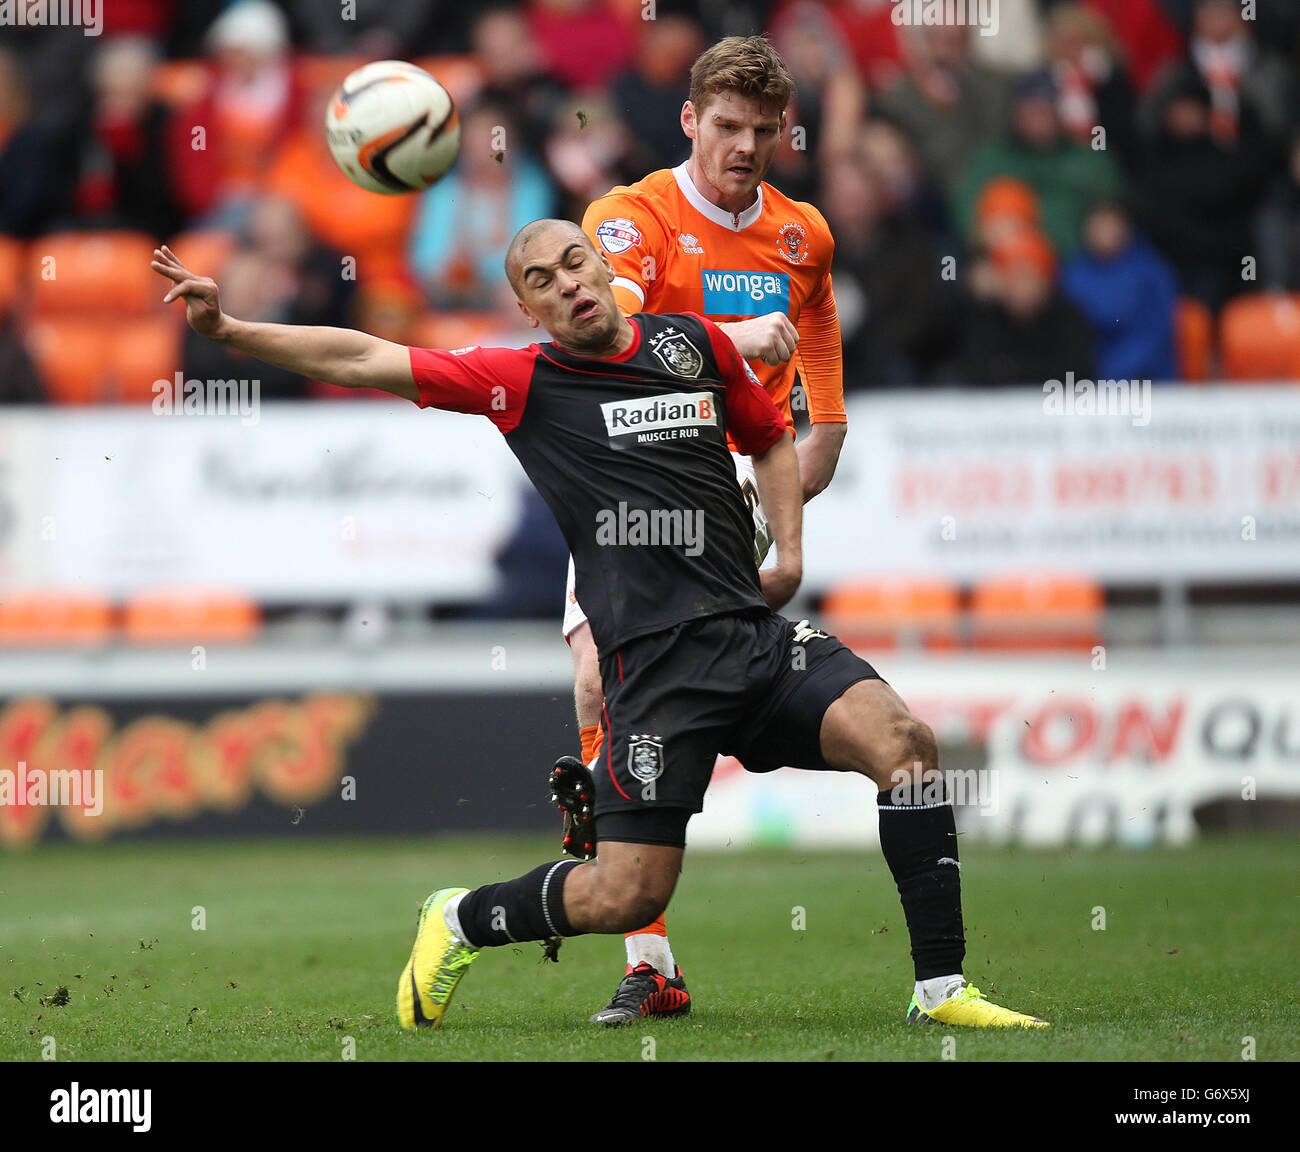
top-left (410, 965), bottom-right (428, 1026)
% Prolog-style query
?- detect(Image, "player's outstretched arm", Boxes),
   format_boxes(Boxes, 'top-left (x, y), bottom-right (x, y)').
top-left (752, 432), bottom-right (803, 611)
top-left (151, 245), bottom-right (419, 402)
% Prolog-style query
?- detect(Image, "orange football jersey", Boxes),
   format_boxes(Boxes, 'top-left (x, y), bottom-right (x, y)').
top-left (581, 163), bottom-right (844, 428)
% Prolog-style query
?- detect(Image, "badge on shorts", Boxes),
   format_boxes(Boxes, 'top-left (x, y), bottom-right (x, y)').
top-left (628, 735), bottom-right (665, 782)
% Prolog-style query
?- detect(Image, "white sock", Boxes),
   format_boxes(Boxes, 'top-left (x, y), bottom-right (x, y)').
top-left (625, 932), bottom-right (675, 975)
top-left (442, 891), bottom-right (472, 947)
top-left (915, 974), bottom-right (965, 1012)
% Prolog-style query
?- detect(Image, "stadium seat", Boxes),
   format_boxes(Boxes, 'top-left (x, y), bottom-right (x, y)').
top-left (27, 231), bottom-right (162, 317)
top-left (820, 577), bottom-right (961, 651)
top-left (1174, 297), bottom-right (1213, 382)
top-left (263, 129), bottom-right (419, 284)
top-left (409, 55), bottom-right (483, 105)
top-left (1219, 293), bottom-right (1300, 382)
top-left (0, 235), bottom-right (25, 317)
top-left (123, 590), bottom-right (261, 645)
top-left (0, 591), bottom-right (115, 647)
top-left (23, 318), bottom-right (115, 404)
top-left (969, 574), bottom-right (1104, 651)
top-left (166, 229), bottom-right (237, 280)
top-left (408, 310), bottom-right (503, 351)
top-left (111, 315), bottom-right (185, 405)
top-left (293, 54), bottom-right (483, 105)
top-left (297, 53), bottom-right (369, 95)
top-left (150, 58), bottom-right (210, 107)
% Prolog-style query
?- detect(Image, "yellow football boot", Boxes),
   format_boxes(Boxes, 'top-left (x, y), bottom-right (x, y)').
top-left (397, 887), bottom-right (478, 1029)
top-left (907, 982), bottom-right (1049, 1028)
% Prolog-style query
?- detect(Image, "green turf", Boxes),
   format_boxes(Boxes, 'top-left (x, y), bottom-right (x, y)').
top-left (0, 834), bottom-right (1294, 1061)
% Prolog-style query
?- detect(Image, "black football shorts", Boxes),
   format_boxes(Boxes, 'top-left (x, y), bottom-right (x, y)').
top-left (593, 608), bottom-right (881, 839)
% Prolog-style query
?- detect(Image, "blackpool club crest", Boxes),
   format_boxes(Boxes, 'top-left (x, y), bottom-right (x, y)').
top-left (648, 326), bottom-right (703, 378)
top-left (627, 735), bottom-right (665, 782)
top-left (777, 221), bottom-right (809, 264)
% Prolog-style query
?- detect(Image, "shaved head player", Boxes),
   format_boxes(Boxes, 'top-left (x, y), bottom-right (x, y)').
top-left (153, 220), bottom-right (1049, 1033)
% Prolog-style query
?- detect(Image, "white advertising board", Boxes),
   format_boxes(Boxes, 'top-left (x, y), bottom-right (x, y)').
top-left (687, 652), bottom-right (1300, 849)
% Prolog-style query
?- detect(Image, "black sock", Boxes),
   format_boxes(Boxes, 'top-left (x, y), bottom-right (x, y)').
top-left (877, 787), bottom-right (966, 981)
top-left (456, 859), bottom-right (584, 948)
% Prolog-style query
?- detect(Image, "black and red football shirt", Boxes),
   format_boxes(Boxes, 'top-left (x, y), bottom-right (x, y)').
top-left (408, 311), bottom-right (788, 652)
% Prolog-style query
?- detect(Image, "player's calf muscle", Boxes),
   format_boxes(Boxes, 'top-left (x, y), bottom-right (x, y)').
top-left (563, 846), bottom-right (680, 933)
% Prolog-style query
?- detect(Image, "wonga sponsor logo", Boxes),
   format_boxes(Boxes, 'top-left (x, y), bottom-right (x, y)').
top-left (701, 269), bottom-right (790, 317)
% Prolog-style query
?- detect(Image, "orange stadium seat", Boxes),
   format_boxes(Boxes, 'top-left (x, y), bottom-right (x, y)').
top-left (124, 590), bottom-right (261, 646)
top-left (166, 229), bottom-right (237, 280)
top-left (969, 574), bottom-right (1103, 651)
top-left (263, 129), bottom-right (419, 284)
top-left (0, 235), bottom-right (26, 317)
top-left (297, 53), bottom-right (369, 95)
top-left (24, 316), bottom-right (184, 405)
top-left (111, 315), bottom-right (185, 405)
top-left (293, 54), bottom-right (483, 107)
top-left (0, 591), bottom-right (115, 647)
top-left (408, 310), bottom-right (503, 351)
top-left (1174, 297), bottom-right (1213, 382)
top-left (820, 577), bottom-right (961, 651)
top-left (27, 231), bottom-right (162, 317)
top-left (23, 318), bottom-right (115, 404)
top-left (409, 55), bottom-right (483, 105)
top-left (1219, 293), bottom-right (1300, 382)
top-left (150, 58), bottom-right (209, 107)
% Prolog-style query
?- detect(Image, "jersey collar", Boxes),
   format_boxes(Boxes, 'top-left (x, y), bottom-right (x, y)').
top-left (673, 162), bottom-right (764, 232)
top-left (548, 316), bottom-right (642, 364)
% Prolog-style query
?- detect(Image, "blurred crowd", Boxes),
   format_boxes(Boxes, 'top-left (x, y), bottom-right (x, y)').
top-left (2, 0), bottom-right (1300, 403)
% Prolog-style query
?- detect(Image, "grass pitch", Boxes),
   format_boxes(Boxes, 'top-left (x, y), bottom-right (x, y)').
top-left (1, 834), bottom-right (1294, 1062)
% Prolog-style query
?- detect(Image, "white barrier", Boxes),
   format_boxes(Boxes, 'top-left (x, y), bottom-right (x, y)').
top-left (687, 650), bottom-right (1300, 849)
top-left (802, 384), bottom-right (1300, 583)
top-left (1, 385), bottom-right (1297, 601)
top-left (0, 403), bottom-right (526, 601)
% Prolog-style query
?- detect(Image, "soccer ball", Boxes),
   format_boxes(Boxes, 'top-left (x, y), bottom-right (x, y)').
top-left (325, 60), bottom-right (461, 195)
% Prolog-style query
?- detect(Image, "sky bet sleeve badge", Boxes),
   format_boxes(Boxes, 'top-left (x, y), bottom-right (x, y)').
top-left (596, 218), bottom-right (642, 254)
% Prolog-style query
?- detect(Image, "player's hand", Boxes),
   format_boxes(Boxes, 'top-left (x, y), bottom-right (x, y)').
top-left (151, 245), bottom-right (228, 339)
top-left (760, 564), bottom-right (801, 612)
top-left (719, 313), bottom-right (799, 366)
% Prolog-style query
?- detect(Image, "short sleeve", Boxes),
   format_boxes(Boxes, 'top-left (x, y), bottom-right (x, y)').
top-left (407, 344), bottom-right (536, 434)
top-left (582, 191), bottom-right (669, 315)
